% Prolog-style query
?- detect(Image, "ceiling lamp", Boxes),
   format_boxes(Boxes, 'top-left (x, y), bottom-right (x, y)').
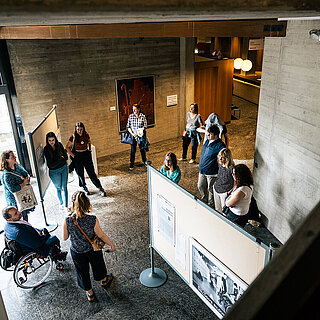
top-left (241, 59), bottom-right (253, 72)
top-left (234, 58), bottom-right (243, 69)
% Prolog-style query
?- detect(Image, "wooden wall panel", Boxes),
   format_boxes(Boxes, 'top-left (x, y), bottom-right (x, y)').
top-left (0, 20), bottom-right (286, 39)
top-left (194, 59), bottom-right (233, 123)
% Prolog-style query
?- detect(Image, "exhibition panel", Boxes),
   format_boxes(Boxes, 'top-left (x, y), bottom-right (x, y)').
top-left (148, 166), bottom-right (270, 317)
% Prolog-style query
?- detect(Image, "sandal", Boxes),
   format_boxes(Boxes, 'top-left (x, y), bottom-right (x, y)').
top-left (101, 273), bottom-right (113, 288)
top-left (86, 291), bottom-right (95, 302)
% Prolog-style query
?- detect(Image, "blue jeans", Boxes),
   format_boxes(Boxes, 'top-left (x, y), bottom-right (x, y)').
top-left (49, 164), bottom-right (68, 207)
top-left (130, 139), bottom-right (147, 167)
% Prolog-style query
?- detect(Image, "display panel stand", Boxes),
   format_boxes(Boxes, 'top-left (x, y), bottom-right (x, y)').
top-left (140, 246), bottom-right (167, 288)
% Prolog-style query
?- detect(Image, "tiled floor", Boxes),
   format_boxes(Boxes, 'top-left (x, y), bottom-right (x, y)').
top-left (0, 97), bottom-right (279, 320)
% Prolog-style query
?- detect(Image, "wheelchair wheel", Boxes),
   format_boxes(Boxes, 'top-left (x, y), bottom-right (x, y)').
top-left (13, 252), bottom-right (53, 289)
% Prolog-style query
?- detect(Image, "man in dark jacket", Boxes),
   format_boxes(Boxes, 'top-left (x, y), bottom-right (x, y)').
top-left (3, 206), bottom-right (67, 260)
top-left (198, 125), bottom-right (226, 207)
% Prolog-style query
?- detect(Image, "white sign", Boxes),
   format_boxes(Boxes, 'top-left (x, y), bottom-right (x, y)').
top-left (249, 39), bottom-right (264, 50)
top-left (167, 94), bottom-right (178, 107)
top-left (157, 194), bottom-right (175, 246)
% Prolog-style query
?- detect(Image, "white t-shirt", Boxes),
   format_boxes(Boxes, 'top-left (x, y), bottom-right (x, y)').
top-left (229, 186), bottom-right (253, 216)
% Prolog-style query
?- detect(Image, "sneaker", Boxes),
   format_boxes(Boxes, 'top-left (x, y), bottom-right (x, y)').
top-left (129, 166), bottom-right (134, 171)
top-left (189, 159), bottom-right (196, 164)
top-left (144, 161), bottom-right (148, 167)
top-left (99, 189), bottom-right (106, 197)
top-left (86, 291), bottom-right (95, 302)
top-left (82, 186), bottom-right (91, 195)
top-left (178, 158), bottom-right (187, 161)
top-left (101, 273), bottom-right (113, 288)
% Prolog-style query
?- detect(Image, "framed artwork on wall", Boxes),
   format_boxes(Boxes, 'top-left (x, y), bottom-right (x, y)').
top-left (189, 238), bottom-right (248, 319)
top-left (116, 75), bottom-right (155, 133)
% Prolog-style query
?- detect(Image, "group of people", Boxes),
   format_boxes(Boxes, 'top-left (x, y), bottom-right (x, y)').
top-left (2, 192), bottom-right (116, 301)
top-left (1, 123), bottom-right (115, 302)
top-left (160, 103), bottom-right (254, 228)
top-left (0, 102), bottom-right (253, 302)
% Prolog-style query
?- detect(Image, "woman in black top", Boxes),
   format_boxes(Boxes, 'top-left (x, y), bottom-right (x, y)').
top-left (65, 122), bottom-right (106, 197)
top-left (62, 191), bottom-right (116, 301)
top-left (44, 132), bottom-right (69, 209)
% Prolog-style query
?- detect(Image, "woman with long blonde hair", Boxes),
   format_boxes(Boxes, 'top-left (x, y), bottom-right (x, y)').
top-left (213, 148), bottom-right (235, 214)
top-left (62, 191), bottom-right (116, 301)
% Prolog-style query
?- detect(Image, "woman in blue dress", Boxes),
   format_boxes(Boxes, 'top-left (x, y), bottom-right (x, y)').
top-left (1, 150), bottom-right (34, 221)
top-left (160, 152), bottom-right (181, 184)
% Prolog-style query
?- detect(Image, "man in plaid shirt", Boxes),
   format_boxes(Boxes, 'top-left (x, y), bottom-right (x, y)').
top-left (126, 104), bottom-right (148, 170)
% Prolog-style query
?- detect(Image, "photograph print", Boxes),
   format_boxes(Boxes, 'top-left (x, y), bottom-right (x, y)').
top-left (189, 238), bottom-right (248, 319)
top-left (116, 75), bottom-right (155, 132)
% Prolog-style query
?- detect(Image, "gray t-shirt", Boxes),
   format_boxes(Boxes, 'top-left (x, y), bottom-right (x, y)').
top-left (186, 112), bottom-right (203, 130)
top-left (66, 214), bottom-right (97, 253)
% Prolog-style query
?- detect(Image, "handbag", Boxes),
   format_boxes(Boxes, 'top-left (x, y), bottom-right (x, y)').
top-left (5, 172), bottom-right (37, 211)
top-left (68, 134), bottom-right (76, 173)
top-left (121, 131), bottom-right (134, 145)
top-left (71, 216), bottom-right (105, 251)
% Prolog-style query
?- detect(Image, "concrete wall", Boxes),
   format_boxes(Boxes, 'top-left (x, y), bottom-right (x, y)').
top-left (7, 38), bottom-right (183, 159)
top-left (254, 20), bottom-right (320, 243)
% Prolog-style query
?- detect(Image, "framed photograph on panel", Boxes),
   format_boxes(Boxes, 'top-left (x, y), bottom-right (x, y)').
top-left (116, 75), bottom-right (155, 132)
top-left (189, 238), bottom-right (248, 319)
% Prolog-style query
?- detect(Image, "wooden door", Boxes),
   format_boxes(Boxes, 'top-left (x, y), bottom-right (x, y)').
top-left (194, 59), bottom-right (233, 123)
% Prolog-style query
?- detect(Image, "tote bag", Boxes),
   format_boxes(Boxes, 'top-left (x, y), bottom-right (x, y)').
top-left (6, 172), bottom-right (38, 211)
top-left (121, 131), bottom-right (134, 145)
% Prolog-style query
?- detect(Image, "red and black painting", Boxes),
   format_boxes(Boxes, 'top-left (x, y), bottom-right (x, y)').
top-left (116, 75), bottom-right (155, 132)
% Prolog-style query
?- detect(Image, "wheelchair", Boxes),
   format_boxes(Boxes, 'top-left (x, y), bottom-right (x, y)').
top-left (0, 231), bottom-right (65, 289)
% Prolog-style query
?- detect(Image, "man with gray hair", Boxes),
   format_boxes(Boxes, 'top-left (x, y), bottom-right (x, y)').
top-left (2, 206), bottom-right (67, 260)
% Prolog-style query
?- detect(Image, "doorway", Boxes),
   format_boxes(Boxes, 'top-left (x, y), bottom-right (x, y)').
top-left (0, 94), bottom-right (18, 158)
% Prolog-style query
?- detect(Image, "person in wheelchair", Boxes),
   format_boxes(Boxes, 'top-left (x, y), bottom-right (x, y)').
top-left (2, 206), bottom-right (67, 261)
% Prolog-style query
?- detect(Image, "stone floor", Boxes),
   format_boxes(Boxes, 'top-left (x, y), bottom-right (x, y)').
top-left (0, 97), bottom-right (280, 320)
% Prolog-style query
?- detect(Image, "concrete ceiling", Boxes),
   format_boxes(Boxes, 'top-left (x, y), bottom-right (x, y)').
top-left (0, 0), bottom-right (319, 26)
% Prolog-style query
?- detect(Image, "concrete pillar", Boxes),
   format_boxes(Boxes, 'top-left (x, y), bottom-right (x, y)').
top-left (180, 37), bottom-right (195, 132)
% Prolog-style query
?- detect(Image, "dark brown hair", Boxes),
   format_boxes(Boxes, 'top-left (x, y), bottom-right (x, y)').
top-left (0, 150), bottom-right (14, 171)
top-left (74, 122), bottom-right (89, 142)
top-left (46, 132), bottom-right (64, 158)
top-left (233, 164), bottom-right (253, 187)
top-left (164, 152), bottom-right (178, 171)
top-left (190, 103), bottom-right (199, 114)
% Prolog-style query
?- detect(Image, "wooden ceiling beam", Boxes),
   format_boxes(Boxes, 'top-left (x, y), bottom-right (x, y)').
top-left (0, 20), bottom-right (286, 39)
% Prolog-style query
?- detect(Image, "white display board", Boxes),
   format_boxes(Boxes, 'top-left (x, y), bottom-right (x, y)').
top-left (27, 106), bottom-right (59, 198)
top-left (148, 166), bottom-right (269, 290)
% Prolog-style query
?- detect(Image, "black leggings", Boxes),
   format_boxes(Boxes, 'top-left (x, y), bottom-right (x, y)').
top-left (73, 150), bottom-right (102, 189)
top-left (182, 136), bottom-right (198, 160)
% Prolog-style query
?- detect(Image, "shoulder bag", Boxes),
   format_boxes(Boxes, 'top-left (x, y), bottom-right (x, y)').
top-left (71, 216), bottom-right (105, 251)
top-left (121, 131), bottom-right (134, 145)
top-left (5, 172), bottom-right (37, 212)
top-left (68, 134), bottom-right (76, 173)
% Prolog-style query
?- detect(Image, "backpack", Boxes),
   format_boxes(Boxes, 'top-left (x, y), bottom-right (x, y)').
top-left (247, 196), bottom-right (263, 227)
top-left (0, 236), bottom-right (23, 270)
top-left (0, 247), bottom-right (19, 270)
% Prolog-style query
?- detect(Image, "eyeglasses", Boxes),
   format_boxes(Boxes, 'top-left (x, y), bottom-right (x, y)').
top-left (219, 156), bottom-right (226, 159)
